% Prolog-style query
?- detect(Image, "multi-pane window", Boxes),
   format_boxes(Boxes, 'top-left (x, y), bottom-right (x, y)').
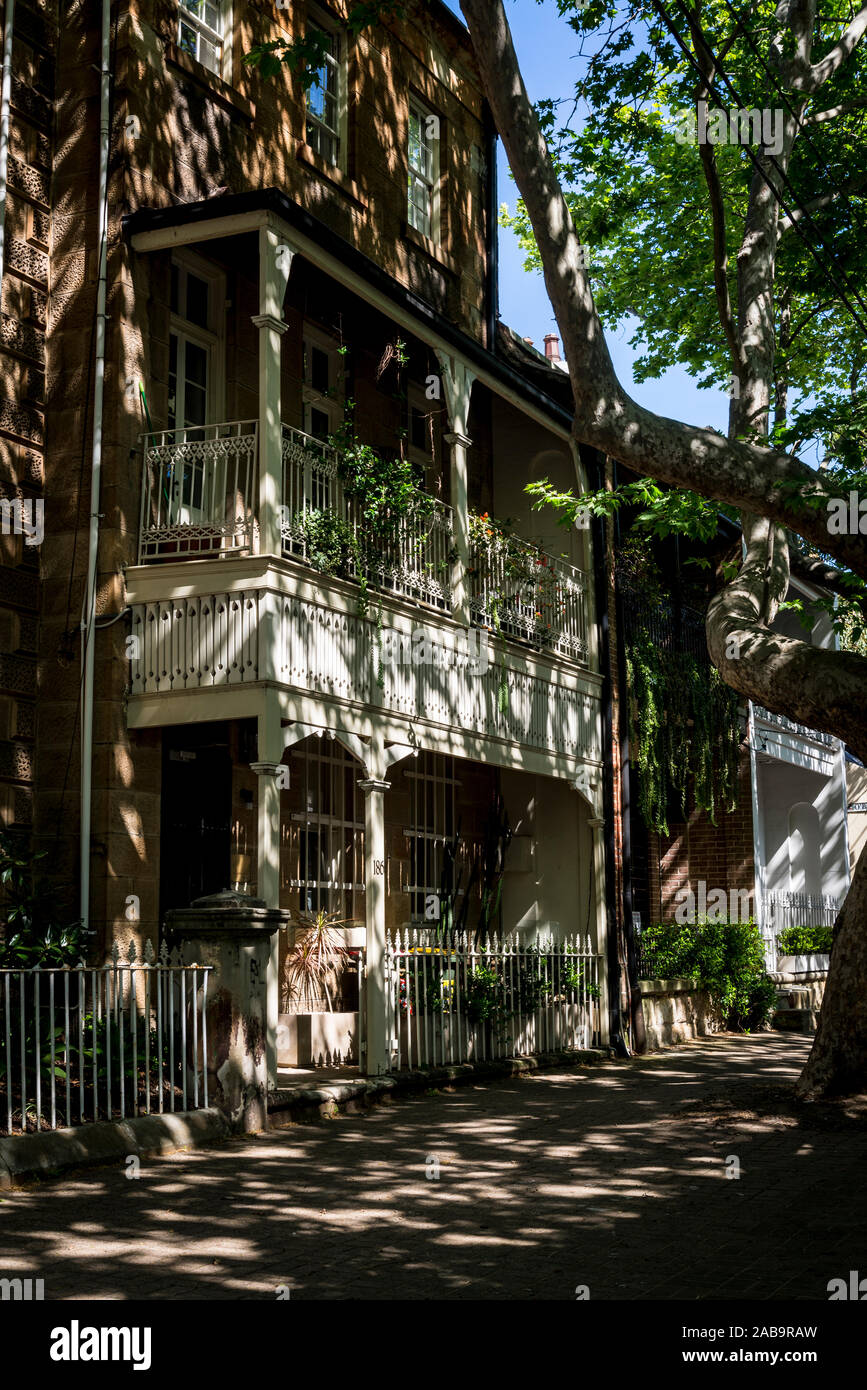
top-left (177, 0), bottom-right (224, 77)
top-left (282, 743), bottom-right (365, 922)
top-left (167, 257), bottom-right (222, 522)
top-left (404, 754), bottom-right (459, 923)
top-left (302, 330), bottom-right (343, 444)
top-left (408, 101), bottom-right (439, 239)
top-left (306, 26), bottom-right (341, 166)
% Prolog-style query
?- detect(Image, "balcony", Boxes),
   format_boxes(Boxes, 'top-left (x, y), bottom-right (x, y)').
top-left (280, 426), bottom-right (456, 613)
top-left (751, 704), bottom-right (836, 749)
top-left (136, 420), bottom-right (590, 667)
top-left (139, 421), bottom-right (258, 562)
top-left (469, 514), bottom-right (588, 663)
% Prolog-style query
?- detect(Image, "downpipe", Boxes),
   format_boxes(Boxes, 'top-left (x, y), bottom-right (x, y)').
top-left (80, 0), bottom-right (112, 932)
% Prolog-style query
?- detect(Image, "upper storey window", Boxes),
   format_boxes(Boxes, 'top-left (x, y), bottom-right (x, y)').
top-left (408, 99), bottom-right (440, 241)
top-left (306, 20), bottom-right (345, 167)
top-left (177, 0), bottom-right (225, 77)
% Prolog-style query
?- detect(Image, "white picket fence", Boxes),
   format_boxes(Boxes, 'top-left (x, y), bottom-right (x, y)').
top-left (758, 891), bottom-right (840, 972)
top-left (384, 930), bottom-right (601, 1071)
top-left (0, 942), bottom-right (211, 1136)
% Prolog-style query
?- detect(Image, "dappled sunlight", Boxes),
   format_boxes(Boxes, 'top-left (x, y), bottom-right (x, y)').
top-left (2, 1035), bottom-right (865, 1299)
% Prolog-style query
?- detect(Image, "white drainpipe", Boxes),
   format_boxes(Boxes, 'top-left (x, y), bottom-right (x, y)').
top-left (0, 0), bottom-right (15, 287)
top-left (80, 0), bottom-right (112, 932)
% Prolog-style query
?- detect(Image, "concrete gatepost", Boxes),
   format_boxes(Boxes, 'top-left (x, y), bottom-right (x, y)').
top-left (165, 890), bottom-right (288, 1133)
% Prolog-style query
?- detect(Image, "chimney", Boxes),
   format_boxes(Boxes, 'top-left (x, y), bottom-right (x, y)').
top-left (544, 333), bottom-right (561, 362)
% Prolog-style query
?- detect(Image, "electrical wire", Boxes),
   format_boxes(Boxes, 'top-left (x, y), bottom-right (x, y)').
top-left (650, 0), bottom-right (867, 338)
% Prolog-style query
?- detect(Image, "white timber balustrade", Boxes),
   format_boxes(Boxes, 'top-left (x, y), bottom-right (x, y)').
top-left (138, 420), bottom-right (258, 562)
top-left (128, 588), bottom-right (601, 762)
top-left (383, 930), bottom-right (602, 1071)
top-left (130, 592), bottom-right (260, 693)
top-left (0, 943), bottom-right (211, 1135)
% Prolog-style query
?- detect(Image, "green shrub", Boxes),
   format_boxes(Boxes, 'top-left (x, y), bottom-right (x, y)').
top-left (777, 924), bottom-right (833, 955)
top-left (638, 920), bottom-right (777, 1030)
top-left (0, 829), bottom-right (90, 968)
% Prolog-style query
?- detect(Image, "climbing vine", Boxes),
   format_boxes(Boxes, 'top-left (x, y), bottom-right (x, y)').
top-left (625, 623), bottom-right (741, 835)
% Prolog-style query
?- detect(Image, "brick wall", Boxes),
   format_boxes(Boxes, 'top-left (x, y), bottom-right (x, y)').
top-left (647, 748), bottom-right (756, 923)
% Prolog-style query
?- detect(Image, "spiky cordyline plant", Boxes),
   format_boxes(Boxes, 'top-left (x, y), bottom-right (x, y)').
top-left (282, 909), bottom-right (356, 1013)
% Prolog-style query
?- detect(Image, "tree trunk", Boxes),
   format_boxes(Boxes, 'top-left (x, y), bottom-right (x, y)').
top-left (458, 0), bottom-right (867, 1097)
top-left (795, 848), bottom-right (867, 1098)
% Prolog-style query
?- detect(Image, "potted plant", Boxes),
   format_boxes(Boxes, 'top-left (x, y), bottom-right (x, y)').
top-left (776, 924), bottom-right (833, 975)
top-left (278, 910), bottom-right (361, 1069)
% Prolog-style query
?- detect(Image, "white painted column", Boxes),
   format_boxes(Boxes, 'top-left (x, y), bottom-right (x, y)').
top-left (588, 816), bottom-right (611, 1046)
top-left (443, 429), bottom-right (472, 626)
top-left (437, 355), bottom-right (475, 627)
top-left (252, 224), bottom-right (293, 558)
top-left (252, 688), bottom-right (286, 1086)
top-left (358, 777), bottom-right (391, 1075)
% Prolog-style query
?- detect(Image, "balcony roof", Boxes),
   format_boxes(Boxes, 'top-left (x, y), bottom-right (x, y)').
top-left (123, 187), bottom-right (579, 439)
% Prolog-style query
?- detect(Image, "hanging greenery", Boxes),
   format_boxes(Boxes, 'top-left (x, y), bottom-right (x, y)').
top-left (625, 622), bottom-right (741, 835)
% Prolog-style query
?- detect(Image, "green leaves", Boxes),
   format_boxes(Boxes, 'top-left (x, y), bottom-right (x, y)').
top-left (528, 475), bottom-right (734, 541)
top-left (625, 623), bottom-right (740, 835)
top-left (639, 920), bottom-right (776, 1029)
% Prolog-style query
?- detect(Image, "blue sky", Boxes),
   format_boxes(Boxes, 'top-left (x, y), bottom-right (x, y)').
top-left (445, 0), bottom-right (729, 432)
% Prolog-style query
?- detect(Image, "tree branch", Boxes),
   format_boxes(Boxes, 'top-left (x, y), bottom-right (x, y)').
top-left (803, 98), bottom-right (867, 123)
top-left (784, 1), bottom-right (867, 92)
top-left (689, 3), bottom-right (744, 378)
top-left (707, 516), bottom-right (867, 759)
top-left (459, 0), bottom-right (867, 578)
top-left (779, 172), bottom-right (867, 232)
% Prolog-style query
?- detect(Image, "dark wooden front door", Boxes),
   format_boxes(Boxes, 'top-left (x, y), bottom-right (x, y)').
top-left (160, 722), bottom-right (232, 919)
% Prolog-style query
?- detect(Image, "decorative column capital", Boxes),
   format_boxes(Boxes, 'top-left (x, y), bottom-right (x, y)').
top-left (251, 313), bottom-right (289, 336)
top-left (358, 778), bottom-right (391, 795)
top-left (588, 817), bottom-right (606, 830)
top-left (250, 761), bottom-right (283, 778)
top-left (443, 431), bottom-right (472, 449)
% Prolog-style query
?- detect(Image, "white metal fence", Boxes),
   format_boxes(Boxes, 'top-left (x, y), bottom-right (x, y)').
top-left (759, 891), bottom-right (840, 971)
top-left (0, 943), bottom-right (211, 1136)
top-left (384, 931), bottom-right (602, 1071)
top-left (139, 420), bottom-right (258, 562)
top-left (281, 425), bottom-right (455, 610)
top-left (468, 518), bottom-right (589, 663)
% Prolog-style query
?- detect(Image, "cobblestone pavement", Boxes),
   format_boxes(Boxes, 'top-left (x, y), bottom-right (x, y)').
top-left (1, 1033), bottom-right (865, 1301)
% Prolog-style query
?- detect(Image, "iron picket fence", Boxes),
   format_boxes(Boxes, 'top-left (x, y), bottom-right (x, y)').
top-left (384, 930), bottom-right (602, 1071)
top-left (0, 942), bottom-right (211, 1136)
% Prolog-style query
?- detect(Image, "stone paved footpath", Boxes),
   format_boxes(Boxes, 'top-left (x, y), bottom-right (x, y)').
top-left (1, 1033), bottom-right (864, 1301)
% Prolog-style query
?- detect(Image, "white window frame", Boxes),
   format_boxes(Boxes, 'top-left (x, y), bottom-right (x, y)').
top-left (168, 251), bottom-right (226, 422)
top-left (284, 742), bottom-right (365, 921)
top-left (408, 97), bottom-right (441, 242)
top-left (403, 754), bottom-right (460, 924)
top-left (306, 9), bottom-right (349, 170)
top-left (167, 253), bottom-right (226, 524)
top-left (177, 0), bottom-right (231, 82)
